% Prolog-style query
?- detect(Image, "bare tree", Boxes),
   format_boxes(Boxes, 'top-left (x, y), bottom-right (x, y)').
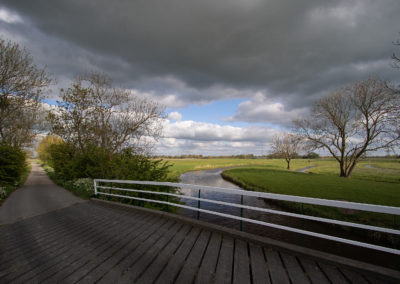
top-left (295, 78), bottom-right (400, 177)
top-left (48, 72), bottom-right (165, 154)
top-left (270, 133), bottom-right (302, 170)
top-left (392, 33), bottom-right (400, 68)
top-left (0, 38), bottom-right (51, 147)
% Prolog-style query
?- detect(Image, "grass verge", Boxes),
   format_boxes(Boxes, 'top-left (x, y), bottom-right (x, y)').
top-left (222, 167), bottom-right (400, 229)
top-left (0, 161), bottom-right (32, 206)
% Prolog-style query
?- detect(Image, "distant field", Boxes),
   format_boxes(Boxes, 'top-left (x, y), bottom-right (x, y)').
top-left (166, 158), bottom-right (400, 183)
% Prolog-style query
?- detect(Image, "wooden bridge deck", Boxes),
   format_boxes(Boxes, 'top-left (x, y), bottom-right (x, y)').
top-left (0, 200), bottom-right (399, 283)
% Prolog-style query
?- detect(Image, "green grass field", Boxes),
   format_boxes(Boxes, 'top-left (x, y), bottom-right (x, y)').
top-left (166, 157), bottom-right (400, 183)
top-left (166, 158), bottom-right (321, 180)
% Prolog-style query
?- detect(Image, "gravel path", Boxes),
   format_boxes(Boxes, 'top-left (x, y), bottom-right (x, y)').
top-left (0, 163), bottom-right (85, 225)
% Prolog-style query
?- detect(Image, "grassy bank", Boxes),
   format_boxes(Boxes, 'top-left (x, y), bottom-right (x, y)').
top-left (222, 166), bottom-right (400, 228)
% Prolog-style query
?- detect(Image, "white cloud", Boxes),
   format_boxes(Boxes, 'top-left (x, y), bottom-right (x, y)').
top-left (0, 8), bottom-right (22, 24)
top-left (225, 93), bottom-right (308, 126)
top-left (153, 118), bottom-right (282, 155)
top-left (168, 111), bottom-right (182, 121)
top-left (162, 120), bottom-right (279, 142)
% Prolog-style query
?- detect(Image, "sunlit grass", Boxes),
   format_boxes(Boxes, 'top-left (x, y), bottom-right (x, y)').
top-left (166, 158), bottom-right (400, 183)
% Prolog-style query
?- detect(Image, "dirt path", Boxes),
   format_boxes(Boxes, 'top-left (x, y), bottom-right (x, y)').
top-left (295, 165), bottom-right (316, 173)
top-left (0, 163), bottom-right (85, 225)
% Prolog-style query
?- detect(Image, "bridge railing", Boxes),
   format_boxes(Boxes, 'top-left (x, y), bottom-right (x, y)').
top-left (93, 179), bottom-right (400, 256)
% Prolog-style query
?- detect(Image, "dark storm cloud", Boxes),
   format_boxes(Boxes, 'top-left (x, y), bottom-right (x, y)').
top-left (1, 0), bottom-right (399, 109)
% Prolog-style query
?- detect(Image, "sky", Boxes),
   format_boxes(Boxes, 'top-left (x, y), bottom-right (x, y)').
top-left (0, 0), bottom-right (399, 156)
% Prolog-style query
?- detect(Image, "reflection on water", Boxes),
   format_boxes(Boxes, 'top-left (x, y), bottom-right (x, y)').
top-left (177, 168), bottom-right (398, 269)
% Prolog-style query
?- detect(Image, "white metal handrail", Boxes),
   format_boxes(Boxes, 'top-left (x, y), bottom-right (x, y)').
top-left (94, 179), bottom-right (400, 255)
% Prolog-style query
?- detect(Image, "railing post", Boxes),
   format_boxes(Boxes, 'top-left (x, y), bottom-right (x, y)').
top-left (140, 192), bottom-right (144, 207)
top-left (165, 187), bottom-right (169, 212)
top-left (197, 189), bottom-right (201, 220)
top-left (394, 215), bottom-right (398, 250)
top-left (93, 180), bottom-right (97, 197)
top-left (240, 195), bottom-right (243, 231)
top-left (123, 187), bottom-right (127, 203)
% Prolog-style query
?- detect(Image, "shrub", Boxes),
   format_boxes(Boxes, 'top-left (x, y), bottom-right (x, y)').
top-left (47, 143), bottom-right (171, 182)
top-left (73, 178), bottom-right (94, 194)
top-left (0, 144), bottom-right (27, 186)
top-left (302, 152), bottom-right (320, 159)
top-left (0, 187), bottom-right (7, 200)
top-left (37, 135), bottom-right (63, 165)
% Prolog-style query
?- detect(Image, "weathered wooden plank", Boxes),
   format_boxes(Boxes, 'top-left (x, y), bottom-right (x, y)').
top-left (194, 232), bottom-right (222, 284)
top-left (3, 221), bottom-right (112, 283)
top-left (175, 231), bottom-right (211, 284)
top-left (1, 216), bottom-right (110, 283)
top-left (1, 203), bottom-right (136, 262)
top-left (77, 219), bottom-right (176, 284)
top-left (175, 230), bottom-right (211, 284)
top-left (233, 239), bottom-right (251, 284)
top-left (58, 216), bottom-right (168, 284)
top-left (318, 263), bottom-right (349, 284)
top-left (33, 212), bottom-right (155, 283)
top-left (134, 224), bottom-right (192, 283)
top-left (42, 215), bottom-right (163, 283)
top-left (214, 236), bottom-right (234, 284)
top-left (93, 221), bottom-right (180, 284)
top-left (154, 227), bottom-right (202, 284)
top-left (1, 202), bottom-right (115, 247)
top-left (364, 274), bottom-right (397, 284)
top-left (300, 257), bottom-right (330, 284)
top-left (1, 206), bottom-right (148, 277)
top-left (1, 215), bottom-right (91, 263)
top-left (265, 248), bottom-right (290, 284)
top-left (340, 268), bottom-right (369, 284)
top-left (280, 253), bottom-right (310, 284)
top-left (249, 243), bottom-right (271, 284)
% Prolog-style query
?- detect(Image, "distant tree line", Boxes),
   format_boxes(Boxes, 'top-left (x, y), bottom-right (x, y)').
top-left (154, 154), bottom-right (259, 159)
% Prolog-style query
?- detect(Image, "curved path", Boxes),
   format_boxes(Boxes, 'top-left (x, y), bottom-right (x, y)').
top-left (0, 163), bottom-right (84, 225)
top-left (295, 165), bottom-right (316, 173)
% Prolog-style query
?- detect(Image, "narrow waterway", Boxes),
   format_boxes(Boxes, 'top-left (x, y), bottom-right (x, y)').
top-left (177, 168), bottom-right (399, 269)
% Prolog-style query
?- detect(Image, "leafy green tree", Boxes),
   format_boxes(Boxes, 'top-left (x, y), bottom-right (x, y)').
top-left (37, 135), bottom-right (63, 165)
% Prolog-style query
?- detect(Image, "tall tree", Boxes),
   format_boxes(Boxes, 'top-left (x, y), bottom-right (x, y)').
top-left (270, 133), bottom-right (302, 170)
top-left (0, 38), bottom-right (51, 147)
top-left (295, 78), bottom-right (400, 177)
top-left (48, 72), bottom-right (165, 154)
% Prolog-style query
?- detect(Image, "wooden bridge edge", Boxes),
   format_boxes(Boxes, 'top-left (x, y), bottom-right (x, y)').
top-left (90, 198), bottom-right (400, 282)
